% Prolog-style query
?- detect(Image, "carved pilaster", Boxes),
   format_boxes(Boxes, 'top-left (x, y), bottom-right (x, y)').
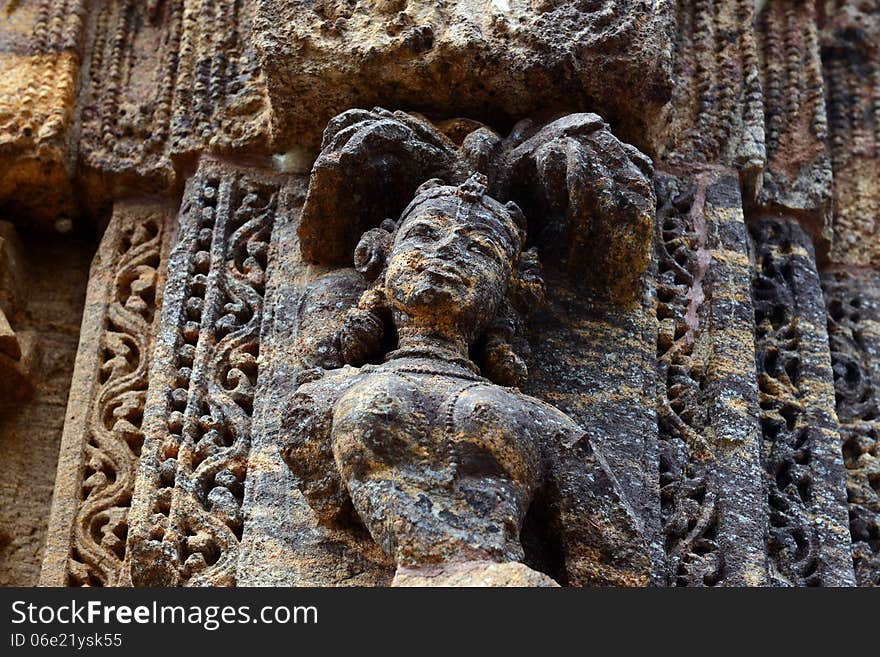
top-left (749, 217), bottom-right (853, 586)
top-left (822, 269), bottom-right (880, 586)
top-left (821, 0), bottom-right (880, 267)
top-left (125, 159), bottom-right (281, 586)
top-left (756, 0), bottom-right (833, 254)
top-left (76, 0), bottom-right (271, 201)
top-left (40, 201), bottom-right (173, 586)
top-left (654, 171), bottom-right (768, 586)
top-left (0, 0), bottom-right (88, 226)
top-left (662, 0), bottom-right (765, 201)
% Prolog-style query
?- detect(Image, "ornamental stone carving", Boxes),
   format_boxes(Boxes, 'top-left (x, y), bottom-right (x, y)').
top-left (0, 0), bottom-right (875, 590)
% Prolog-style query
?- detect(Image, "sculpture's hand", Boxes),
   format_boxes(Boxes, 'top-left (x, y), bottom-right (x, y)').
top-left (279, 384), bottom-right (351, 524)
top-left (524, 393), bottom-right (651, 586)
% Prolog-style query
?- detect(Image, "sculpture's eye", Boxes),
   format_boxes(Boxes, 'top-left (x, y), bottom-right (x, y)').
top-left (405, 222), bottom-right (441, 242)
top-left (468, 237), bottom-right (497, 258)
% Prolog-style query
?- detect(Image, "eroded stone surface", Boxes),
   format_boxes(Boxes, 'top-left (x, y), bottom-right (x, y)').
top-left (124, 159), bottom-right (284, 587)
top-left (0, 0), bottom-right (87, 228)
top-left (749, 217), bottom-right (853, 586)
top-left (1, 0), bottom-right (879, 590)
top-left (0, 230), bottom-right (91, 586)
top-left (392, 560), bottom-right (559, 587)
top-left (237, 183), bottom-right (393, 586)
top-left (254, 0), bottom-right (674, 154)
top-left (822, 269), bottom-right (880, 586)
top-left (75, 0), bottom-right (272, 209)
top-left (653, 170), bottom-right (768, 586)
top-left (299, 108), bottom-right (655, 304)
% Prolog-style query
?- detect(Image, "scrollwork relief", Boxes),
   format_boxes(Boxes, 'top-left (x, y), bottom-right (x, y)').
top-left (653, 177), bottom-right (723, 587)
top-left (823, 271), bottom-right (880, 586)
top-left (750, 218), bottom-right (853, 586)
top-left (125, 166), bottom-right (277, 586)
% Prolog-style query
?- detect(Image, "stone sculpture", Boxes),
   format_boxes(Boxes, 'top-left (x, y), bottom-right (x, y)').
top-left (282, 149), bottom-right (653, 585)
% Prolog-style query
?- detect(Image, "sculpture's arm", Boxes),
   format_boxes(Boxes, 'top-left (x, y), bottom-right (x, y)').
top-left (279, 370), bottom-right (361, 524)
top-left (524, 396), bottom-right (653, 586)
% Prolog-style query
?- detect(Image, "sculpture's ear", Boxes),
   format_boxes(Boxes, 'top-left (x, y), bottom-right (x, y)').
top-left (505, 114), bottom-right (655, 305)
top-left (353, 226), bottom-right (394, 282)
top-left (298, 108), bottom-right (469, 266)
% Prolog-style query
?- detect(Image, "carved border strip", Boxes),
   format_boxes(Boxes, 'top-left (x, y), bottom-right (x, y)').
top-left (654, 171), bottom-right (768, 586)
top-left (125, 160), bottom-right (279, 586)
top-left (667, 0), bottom-right (765, 199)
top-left (78, 0), bottom-right (270, 180)
top-left (749, 217), bottom-right (854, 586)
top-left (40, 201), bottom-right (173, 586)
top-left (822, 269), bottom-right (880, 586)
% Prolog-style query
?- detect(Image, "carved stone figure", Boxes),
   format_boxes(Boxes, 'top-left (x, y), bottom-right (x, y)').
top-left (282, 173), bottom-right (648, 586)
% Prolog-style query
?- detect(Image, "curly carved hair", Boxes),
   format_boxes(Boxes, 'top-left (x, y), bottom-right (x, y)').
top-left (337, 176), bottom-right (545, 388)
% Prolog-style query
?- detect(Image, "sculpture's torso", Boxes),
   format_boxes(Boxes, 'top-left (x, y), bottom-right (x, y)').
top-left (289, 355), bottom-right (584, 566)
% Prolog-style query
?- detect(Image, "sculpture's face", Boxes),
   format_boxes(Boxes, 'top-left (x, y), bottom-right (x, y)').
top-left (385, 189), bottom-right (519, 342)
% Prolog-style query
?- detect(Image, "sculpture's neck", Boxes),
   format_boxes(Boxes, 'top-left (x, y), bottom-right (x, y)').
top-left (388, 329), bottom-right (478, 373)
top-left (395, 329), bottom-right (467, 357)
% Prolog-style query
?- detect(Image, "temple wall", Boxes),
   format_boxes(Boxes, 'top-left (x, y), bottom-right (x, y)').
top-left (0, 0), bottom-right (876, 587)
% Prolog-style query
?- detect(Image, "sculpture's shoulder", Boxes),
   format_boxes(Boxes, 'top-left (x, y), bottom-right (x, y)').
top-left (453, 383), bottom-right (587, 450)
top-left (517, 391), bottom-right (588, 449)
top-left (289, 364), bottom-right (372, 406)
